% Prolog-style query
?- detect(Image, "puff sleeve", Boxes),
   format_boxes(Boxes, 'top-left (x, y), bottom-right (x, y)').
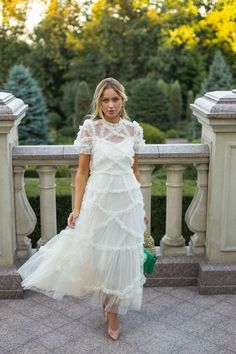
top-left (73, 119), bottom-right (93, 154)
top-left (133, 120), bottom-right (145, 153)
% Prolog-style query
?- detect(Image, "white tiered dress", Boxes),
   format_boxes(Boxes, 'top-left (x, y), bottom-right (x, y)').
top-left (17, 116), bottom-right (147, 315)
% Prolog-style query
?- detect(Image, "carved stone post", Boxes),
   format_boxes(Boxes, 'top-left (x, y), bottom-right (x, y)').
top-left (185, 163), bottom-right (208, 255)
top-left (139, 164), bottom-right (155, 234)
top-left (0, 92), bottom-right (27, 266)
top-left (191, 90), bottom-right (236, 294)
top-left (160, 164), bottom-right (186, 256)
top-left (13, 165), bottom-right (37, 258)
top-left (36, 165), bottom-right (57, 247)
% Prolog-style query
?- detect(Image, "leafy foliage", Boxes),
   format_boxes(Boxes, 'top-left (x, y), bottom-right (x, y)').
top-left (0, 0), bottom-right (235, 142)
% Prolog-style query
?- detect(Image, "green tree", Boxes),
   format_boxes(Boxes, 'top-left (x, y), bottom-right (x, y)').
top-left (200, 50), bottom-right (233, 94)
top-left (169, 80), bottom-right (183, 124)
top-left (74, 81), bottom-right (91, 128)
top-left (28, 0), bottom-right (82, 112)
top-left (61, 80), bottom-right (80, 123)
top-left (4, 64), bottom-right (48, 145)
top-left (186, 90), bottom-right (194, 122)
top-left (0, 0), bottom-right (31, 87)
top-left (127, 77), bottom-right (171, 131)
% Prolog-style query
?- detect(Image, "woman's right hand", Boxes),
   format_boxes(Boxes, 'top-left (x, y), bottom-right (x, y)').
top-left (67, 210), bottom-right (80, 228)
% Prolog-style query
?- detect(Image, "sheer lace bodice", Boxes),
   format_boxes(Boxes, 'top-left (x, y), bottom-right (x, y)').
top-left (73, 117), bottom-right (145, 175)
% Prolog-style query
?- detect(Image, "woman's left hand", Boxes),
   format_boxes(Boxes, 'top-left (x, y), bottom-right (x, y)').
top-left (144, 216), bottom-right (149, 225)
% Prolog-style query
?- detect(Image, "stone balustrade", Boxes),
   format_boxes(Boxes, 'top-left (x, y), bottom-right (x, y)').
top-left (11, 143), bottom-right (209, 256)
top-left (1, 89), bottom-right (236, 298)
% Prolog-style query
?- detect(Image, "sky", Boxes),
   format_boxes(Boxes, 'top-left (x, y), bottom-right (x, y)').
top-left (25, 0), bottom-right (91, 32)
top-left (25, 1), bottom-right (45, 31)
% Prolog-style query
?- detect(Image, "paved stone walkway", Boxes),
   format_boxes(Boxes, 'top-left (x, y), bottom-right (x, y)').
top-left (0, 286), bottom-right (236, 354)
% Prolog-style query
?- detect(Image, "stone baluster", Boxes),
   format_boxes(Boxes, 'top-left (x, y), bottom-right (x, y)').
top-left (0, 92), bottom-right (27, 266)
top-left (160, 164), bottom-right (186, 256)
top-left (139, 164), bottom-right (156, 234)
top-left (185, 163), bottom-right (208, 255)
top-left (13, 165), bottom-right (37, 258)
top-left (36, 166), bottom-right (57, 247)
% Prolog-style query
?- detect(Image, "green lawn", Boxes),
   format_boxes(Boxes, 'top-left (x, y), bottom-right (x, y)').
top-left (25, 176), bottom-right (196, 197)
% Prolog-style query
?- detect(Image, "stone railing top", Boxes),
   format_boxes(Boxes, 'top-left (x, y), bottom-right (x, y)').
top-left (191, 90), bottom-right (236, 120)
top-left (0, 92), bottom-right (28, 120)
top-left (12, 144), bottom-right (209, 166)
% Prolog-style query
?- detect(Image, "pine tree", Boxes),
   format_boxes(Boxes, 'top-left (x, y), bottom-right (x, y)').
top-left (4, 65), bottom-right (48, 145)
top-left (186, 90), bottom-right (194, 122)
top-left (192, 51), bottom-right (233, 140)
top-left (74, 81), bottom-right (91, 128)
top-left (169, 80), bottom-right (183, 124)
top-left (200, 50), bottom-right (232, 95)
top-left (61, 80), bottom-right (80, 121)
top-left (127, 77), bottom-right (171, 131)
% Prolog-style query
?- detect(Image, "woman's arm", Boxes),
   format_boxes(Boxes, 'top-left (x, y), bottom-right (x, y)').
top-left (132, 153), bottom-right (141, 182)
top-left (73, 154), bottom-right (91, 213)
top-left (68, 153), bottom-right (90, 228)
top-left (132, 153), bottom-right (149, 225)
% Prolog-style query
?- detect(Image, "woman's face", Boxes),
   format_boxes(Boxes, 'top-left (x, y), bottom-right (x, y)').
top-left (100, 88), bottom-right (123, 120)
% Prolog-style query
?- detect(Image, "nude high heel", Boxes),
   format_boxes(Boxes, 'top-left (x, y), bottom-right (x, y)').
top-left (106, 312), bottom-right (120, 341)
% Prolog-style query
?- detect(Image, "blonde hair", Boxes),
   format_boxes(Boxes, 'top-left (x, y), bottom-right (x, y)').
top-left (90, 78), bottom-right (129, 120)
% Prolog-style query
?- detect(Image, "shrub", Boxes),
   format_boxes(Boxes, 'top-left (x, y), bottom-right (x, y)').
top-left (141, 122), bottom-right (166, 144)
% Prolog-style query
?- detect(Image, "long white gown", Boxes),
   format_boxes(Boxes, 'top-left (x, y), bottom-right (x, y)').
top-left (17, 116), bottom-right (147, 315)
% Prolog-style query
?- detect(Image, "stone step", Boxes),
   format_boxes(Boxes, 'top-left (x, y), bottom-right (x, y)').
top-left (0, 266), bottom-right (23, 299)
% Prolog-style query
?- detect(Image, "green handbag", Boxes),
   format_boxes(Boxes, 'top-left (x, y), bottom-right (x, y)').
top-left (143, 248), bottom-right (157, 274)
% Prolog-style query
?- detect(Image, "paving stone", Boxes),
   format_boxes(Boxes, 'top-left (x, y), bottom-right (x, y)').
top-left (59, 301), bottom-right (93, 320)
top-left (36, 329), bottom-right (71, 350)
top-left (142, 288), bottom-right (160, 303)
top-left (39, 311), bottom-right (74, 330)
top-left (174, 300), bottom-right (206, 317)
top-left (0, 346), bottom-right (8, 354)
top-left (185, 294), bottom-right (227, 309)
top-left (137, 326), bottom-right (196, 354)
top-left (40, 295), bottom-right (79, 310)
top-left (221, 294), bottom-right (236, 306)
top-left (177, 317), bottom-right (214, 336)
top-left (9, 342), bottom-right (50, 354)
top-left (209, 301), bottom-right (236, 318)
top-left (193, 308), bottom-right (230, 326)
top-left (215, 316), bottom-right (236, 335)
top-left (1, 286), bottom-right (235, 354)
top-left (0, 323), bottom-right (29, 351)
top-left (156, 309), bottom-right (191, 326)
top-left (8, 301), bottom-right (55, 320)
top-left (200, 326), bottom-right (236, 352)
top-left (163, 287), bottom-right (199, 300)
top-left (174, 337), bottom-right (222, 354)
top-left (56, 320), bottom-right (89, 340)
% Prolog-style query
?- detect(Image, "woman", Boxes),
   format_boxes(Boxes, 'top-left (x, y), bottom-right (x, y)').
top-left (17, 77), bottom-right (148, 341)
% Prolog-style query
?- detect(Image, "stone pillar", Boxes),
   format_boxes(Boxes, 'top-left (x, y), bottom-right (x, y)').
top-left (36, 165), bottom-right (57, 247)
top-left (185, 163), bottom-right (208, 255)
top-left (0, 92), bottom-right (27, 266)
top-left (13, 165), bottom-right (37, 258)
top-left (160, 164), bottom-right (186, 256)
top-left (139, 164), bottom-right (155, 234)
top-left (191, 90), bottom-right (236, 263)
